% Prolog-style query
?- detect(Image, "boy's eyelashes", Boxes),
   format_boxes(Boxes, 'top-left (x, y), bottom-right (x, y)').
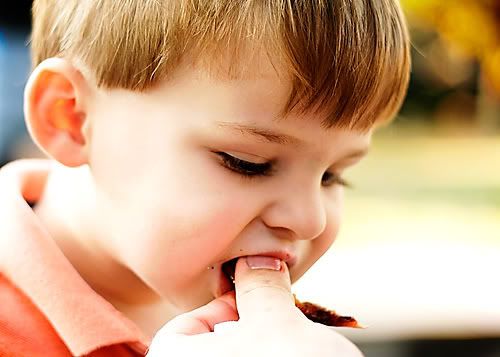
top-left (321, 171), bottom-right (352, 188)
top-left (215, 151), bottom-right (273, 177)
top-left (214, 151), bottom-right (351, 188)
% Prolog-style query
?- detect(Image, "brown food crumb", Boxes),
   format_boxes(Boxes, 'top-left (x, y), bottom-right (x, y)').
top-left (294, 295), bottom-right (360, 328)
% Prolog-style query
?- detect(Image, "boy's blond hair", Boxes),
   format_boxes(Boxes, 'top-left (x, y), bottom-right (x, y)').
top-left (31, 0), bottom-right (411, 131)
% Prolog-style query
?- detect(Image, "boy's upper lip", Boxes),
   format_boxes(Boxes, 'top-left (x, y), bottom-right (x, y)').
top-left (223, 250), bottom-right (298, 269)
top-left (253, 250), bottom-right (297, 268)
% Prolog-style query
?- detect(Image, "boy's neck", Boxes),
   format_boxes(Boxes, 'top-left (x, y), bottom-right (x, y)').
top-left (32, 163), bottom-right (175, 337)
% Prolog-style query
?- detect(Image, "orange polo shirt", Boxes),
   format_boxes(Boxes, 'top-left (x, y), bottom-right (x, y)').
top-left (0, 160), bottom-right (151, 356)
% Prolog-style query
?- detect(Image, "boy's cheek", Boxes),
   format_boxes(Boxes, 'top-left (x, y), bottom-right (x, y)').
top-left (119, 202), bottom-right (249, 268)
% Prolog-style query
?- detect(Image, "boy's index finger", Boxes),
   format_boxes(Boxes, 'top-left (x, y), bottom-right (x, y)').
top-left (233, 256), bottom-right (296, 323)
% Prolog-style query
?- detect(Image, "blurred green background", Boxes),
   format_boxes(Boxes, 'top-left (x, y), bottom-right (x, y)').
top-left (1, 1), bottom-right (499, 356)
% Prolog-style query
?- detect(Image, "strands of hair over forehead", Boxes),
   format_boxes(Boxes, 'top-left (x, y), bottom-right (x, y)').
top-left (31, 0), bottom-right (411, 131)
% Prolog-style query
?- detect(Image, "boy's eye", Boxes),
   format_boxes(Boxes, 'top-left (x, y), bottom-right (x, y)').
top-left (321, 171), bottom-right (351, 187)
top-left (215, 151), bottom-right (351, 187)
top-left (216, 152), bottom-right (272, 177)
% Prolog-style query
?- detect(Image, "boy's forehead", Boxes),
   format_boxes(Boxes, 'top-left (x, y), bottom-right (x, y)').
top-left (158, 55), bottom-right (376, 145)
top-left (170, 50), bottom-right (385, 135)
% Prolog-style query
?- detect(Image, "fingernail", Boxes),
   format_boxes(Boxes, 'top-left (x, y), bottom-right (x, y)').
top-left (246, 256), bottom-right (282, 271)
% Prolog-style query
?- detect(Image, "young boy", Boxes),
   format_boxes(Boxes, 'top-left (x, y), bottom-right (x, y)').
top-left (0, 0), bottom-right (410, 356)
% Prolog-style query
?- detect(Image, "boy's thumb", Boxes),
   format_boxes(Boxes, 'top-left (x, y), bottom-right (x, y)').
top-left (234, 256), bottom-right (296, 323)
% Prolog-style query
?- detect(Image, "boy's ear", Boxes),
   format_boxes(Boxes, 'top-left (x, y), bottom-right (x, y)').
top-left (24, 57), bottom-right (92, 167)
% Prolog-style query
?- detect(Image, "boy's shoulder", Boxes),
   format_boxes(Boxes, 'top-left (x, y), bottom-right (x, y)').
top-left (0, 159), bottom-right (149, 356)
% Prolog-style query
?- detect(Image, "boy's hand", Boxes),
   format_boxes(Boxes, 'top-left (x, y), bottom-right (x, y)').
top-left (147, 257), bottom-right (363, 356)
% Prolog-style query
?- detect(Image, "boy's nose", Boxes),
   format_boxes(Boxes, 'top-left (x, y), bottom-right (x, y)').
top-left (261, 186), bottom-right (327, 241)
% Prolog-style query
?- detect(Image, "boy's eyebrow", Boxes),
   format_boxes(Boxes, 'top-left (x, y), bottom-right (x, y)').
top-left (216, 121), bottom-right (301, 146)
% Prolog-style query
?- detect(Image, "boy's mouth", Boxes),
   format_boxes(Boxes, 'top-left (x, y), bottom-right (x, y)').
top-left (220, 258), bottom-right (238, 293)
top-left (218, 253), bottom-right (295, 297)
top-left (222, 258), bottom-right (238, 284)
